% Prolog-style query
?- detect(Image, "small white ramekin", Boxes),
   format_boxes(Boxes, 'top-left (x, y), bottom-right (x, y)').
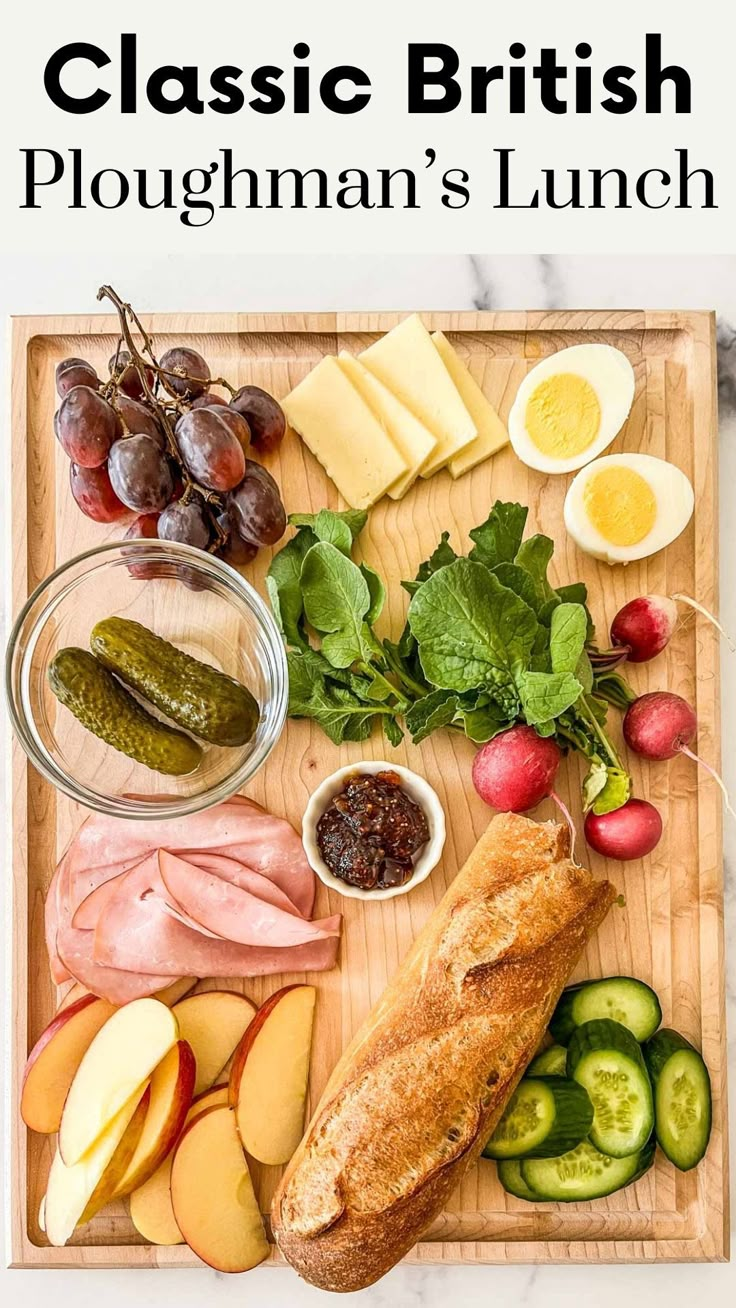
top-left (301, 760), bottom-right (446, 901)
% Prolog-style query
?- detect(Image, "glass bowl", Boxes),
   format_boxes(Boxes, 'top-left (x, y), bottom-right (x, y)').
top-left (5, 540), bottom-right (287, 820)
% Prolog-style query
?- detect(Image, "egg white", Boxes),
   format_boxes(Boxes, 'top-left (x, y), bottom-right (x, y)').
top-left (564, 453), bottom-right (695, 564)
top-left (508, 343), bottom-right (636, 475)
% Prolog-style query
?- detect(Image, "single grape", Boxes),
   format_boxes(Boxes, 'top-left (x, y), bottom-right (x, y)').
top-left (174, 407), bottom-right (246, 491)
top-left (242, 457), bottom-right (280, 494)
top-left (230, 385), bottom-right (286, 456)
top-left (191, 392), bottom-right (228, 410)
top-left (159, 346), bottom-right (210, 400)
top-left (55, 386), bottom-right (118, 467)
top-left (56, 357), bottom-right (99, 399)
top-left (109, 349), bottom-right (155, 401)
top-left (114, 393), bottom-right (165, 449)
top-left (158, 498), bottom-right (211, 550)
top-left (108, 434), bottom-right (174, 512)
top-left (227, 469), bottom-right (286, 547)
top-left (123, 513), bottom-right (162, 580)
top-left (215, 407), bottom-right (251, 459)
top-left (69, 461), bottom-right (130, 523)
top-left (214, 509), bottom-right (258, 566)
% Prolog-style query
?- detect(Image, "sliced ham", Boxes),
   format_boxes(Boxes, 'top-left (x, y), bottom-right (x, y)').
top-left (184, 852), bottom-right (302, 917)
top-left (157, 851), bottom-right (340, 949)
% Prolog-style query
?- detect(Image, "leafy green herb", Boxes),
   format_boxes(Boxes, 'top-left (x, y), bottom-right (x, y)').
top-left (402, 531), bottom-right (458, 596)
top-left (469, 501), bottom-right (528, 568)
top-left (288, 508), bottom-right (367, 542)
top-left (517, 670), bottom-right (583, 724)
top-left (549, 603), bottom-right (588, 674)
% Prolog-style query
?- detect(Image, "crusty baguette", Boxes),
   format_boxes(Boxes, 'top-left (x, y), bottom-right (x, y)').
top-left (272, 814), bottom-right (615, 1291)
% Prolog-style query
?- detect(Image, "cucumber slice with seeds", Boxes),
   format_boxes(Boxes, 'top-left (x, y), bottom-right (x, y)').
top-left (482, 1076), bottom-right (593, 1160)
top-left (643, 1029), bottom-right (712, 1171)
top-left (566, 1019), bottom-right (654, 1158)
top-left (527, 1044), bottom-right (568, 1077)
top-left (496, 1158), bottom-right (537, 1201)
top-left (520, 1137), bottom-right (656, 1203)
top-left (551, 977), bottom-right (662, 1044)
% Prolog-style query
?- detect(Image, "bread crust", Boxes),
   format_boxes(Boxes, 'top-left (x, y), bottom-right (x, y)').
top-left (272, 814), bottom-right (615, 1291)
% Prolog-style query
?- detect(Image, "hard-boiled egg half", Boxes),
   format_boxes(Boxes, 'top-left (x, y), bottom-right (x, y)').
top-left (508, 344), bottom-right (636, 474)
top-left (564, 453), bottom-right (694, 564)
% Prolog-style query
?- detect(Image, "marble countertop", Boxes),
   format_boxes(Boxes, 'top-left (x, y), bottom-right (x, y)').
top-left (1, 252), bottom-right (733, 1304)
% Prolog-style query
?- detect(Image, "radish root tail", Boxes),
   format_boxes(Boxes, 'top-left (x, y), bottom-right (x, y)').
top-left (679, 744), bottom-right (736, 820)
top-left (672, 593), bottom-right (736, 653)
top-left (550, 790), bottom-right (579, 863)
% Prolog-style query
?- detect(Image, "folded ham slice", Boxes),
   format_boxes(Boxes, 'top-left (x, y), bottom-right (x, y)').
top-left (45, 798), bottom-right (341, 1004)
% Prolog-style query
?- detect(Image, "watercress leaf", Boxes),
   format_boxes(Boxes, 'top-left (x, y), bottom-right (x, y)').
top-left (402, 531), bottom-right (458, 596)
top-left (405, 689), bottom-right (459, 744)
top-left (408, 559), bottom-right (539, 697)
top-left (382, 715), bottom-right (404, 747)
top-left (518, 670), bottom-right (583, 725)
top-left (550, 603), bottom-right (588, 674)
top-left (514, 534), bottom-right (556, 603)
top-left (288, 508), bottom-right (367, 542)
top-left (359, 562), bottom-right (386, 624)
top-left (591, 767), bottom-right (632, 816)
top-left (300, 541), bottom-right (372, 667)
top-left (266, 527), bottom-right (317, 647)
top-left (469, 502), bottom-right (528, 568)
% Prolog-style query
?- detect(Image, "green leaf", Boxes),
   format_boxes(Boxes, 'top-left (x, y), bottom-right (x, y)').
top-left (286, 651), bottom-right (388, 745)
top-left (556, 582), bottom-right (588, 607)
top-left (312, 509), bottom-right (353, 554)
top-left (288, 508), bottom-right (367, 542)
top-left (402, 532), bottom-right (458, 596)
top-left (593, 670), bottom-right (637, 710)
top-left (491, 563), bottom-right (543, 615)
top-left (576, 652), bottom-right (594, 695)
top-left (406, 689), bottom-right (460, 744)
top-left (266, 527), bottom-right (316, 648)
top-left (382, 715), bottom-right (404, 747)
top-left (535, 719), bottom-right (557, 738)
top-left (469, 502), bottom-right (528, 568)
top-left (517, 670), bottom-right (583, 725)
top-left (455, 703), bottom-right (507, 743)
top-left (300, 542), bottom-right (372, 668)
top-left (591, 767), bottom-right (632, 815)
top-left (550, 603), bottom-right (588, 674)
top-left (359, 562), bottom-right (386, 625)
top-left (408, 559), bottom-right (538, 704)
top-left (514, 534), bottom-right (556, 604)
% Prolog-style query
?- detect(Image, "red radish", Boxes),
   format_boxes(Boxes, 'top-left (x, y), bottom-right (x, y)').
top-left (472, 726), bottom-right (578, 852)
top-left (584, 799), bottom-right (663, 861)
top-left (604, 593), bottom-right (735, 666)
top-left (623, 691), bottom-right (734, 817)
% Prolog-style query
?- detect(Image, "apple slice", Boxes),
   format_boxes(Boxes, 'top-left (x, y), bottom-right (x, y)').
top-left (21, 995), bottom-right (117, 1133)
top-left (59, 997), bottom-right (178, 1166)
top-left (78, 1088), bottom-right (150, 1224)
top-left (128, 1083), bottom-right (230, 1246)
top-left (113, 1041), bottom-right (195, 1198)
top-left (173, 991), bottom-right (255, 1096)
top-left (171, 1105), bottom-right (268, 1272)
top-left (45, 1086), bottom-right (149, 1246)
top-left (229, 985), bottom-right (315, 1165)
top-left (57, 982), bottom-right (88, 1013)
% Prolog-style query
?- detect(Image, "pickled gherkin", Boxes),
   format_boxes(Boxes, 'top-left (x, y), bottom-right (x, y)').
top-left (48, 648), bottom-right (202, 775)
top-left (90, 616), bottom-right (260, 747)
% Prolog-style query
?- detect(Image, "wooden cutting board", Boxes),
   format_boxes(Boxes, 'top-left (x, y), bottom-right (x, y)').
top-left (8, 309), bottom-right (728, 1267)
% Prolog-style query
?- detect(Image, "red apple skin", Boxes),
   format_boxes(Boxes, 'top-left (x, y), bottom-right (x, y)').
top-left (189, 1081), bottom-right (229, 1113)
top-left (113, 1040), bottom-right (196, 1198)
top-left (227, 985), bottom-right (303, 1110)
top-left (21, 994), bottom-right (116, 1133)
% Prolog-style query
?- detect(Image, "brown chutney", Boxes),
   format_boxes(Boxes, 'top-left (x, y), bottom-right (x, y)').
top-left (316, 770), bottom-right (430, 891)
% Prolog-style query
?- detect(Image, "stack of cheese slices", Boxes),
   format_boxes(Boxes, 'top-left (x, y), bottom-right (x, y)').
top-left (282, 314), bottom-right (509, 509)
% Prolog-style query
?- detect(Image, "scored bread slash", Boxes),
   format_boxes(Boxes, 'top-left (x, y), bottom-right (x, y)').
top-left (431, 331), bottom-right (510, 478)
top-left (282, 356), bottom-right (408, 509)
top-left (358, 314), bottom-right (477, 476)
top-left (336, 351), bottom-right (436, 497)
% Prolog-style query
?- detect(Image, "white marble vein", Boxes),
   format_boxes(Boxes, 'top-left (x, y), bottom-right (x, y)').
top-left (1, 252), bottom-right (734, 1304)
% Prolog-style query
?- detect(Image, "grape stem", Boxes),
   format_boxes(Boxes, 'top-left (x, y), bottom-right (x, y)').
top-left (97, 285), bottom-right (228, 549)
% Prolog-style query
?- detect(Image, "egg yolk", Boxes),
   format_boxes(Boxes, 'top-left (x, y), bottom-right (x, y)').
top-left (583, 466), bottom-right (657, 545)
top-left (525, 373), bottom-right (601, 459)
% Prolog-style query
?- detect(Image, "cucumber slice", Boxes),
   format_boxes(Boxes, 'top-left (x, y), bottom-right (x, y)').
top-left (643, 1029), bottom-right (712, 1171)
top-left (566, 1019), bottom-right (654, 1157)
top-left (497, 1159), bottom-right (537, 1201)
top-left (521, 1137), bottom-right (656, 1203)
top-left (482, 1077), bottom-right (593, 1160)
top-left (528, 1044), bottom-right (568, 1077)
top-left (551, 977), bottom-right (662, 1044)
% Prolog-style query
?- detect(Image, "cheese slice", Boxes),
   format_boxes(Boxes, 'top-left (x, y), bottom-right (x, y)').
top-left (359, 315), bottom-right (477, 477)
top-left (432, 331), bottom-right (510, 478)
top-left (282, 357), bottom-right (408, 510)
top-left (337, 351), bottom-right (436, 499)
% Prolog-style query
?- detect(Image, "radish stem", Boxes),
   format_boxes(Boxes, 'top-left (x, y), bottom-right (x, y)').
top-left (550, 790), bottom-right (578, 863)
top-left (671, 593), bottom-right (736, 653)
top-left (679, 744), bottom-right (736, 819)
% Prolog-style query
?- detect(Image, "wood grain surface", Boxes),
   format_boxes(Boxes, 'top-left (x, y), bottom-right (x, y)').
top-left (8, 310), bottom-right (728, 1267)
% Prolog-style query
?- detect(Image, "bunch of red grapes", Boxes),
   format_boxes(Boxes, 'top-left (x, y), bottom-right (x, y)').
top-left (55, 341), bottom-right (287, 568)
